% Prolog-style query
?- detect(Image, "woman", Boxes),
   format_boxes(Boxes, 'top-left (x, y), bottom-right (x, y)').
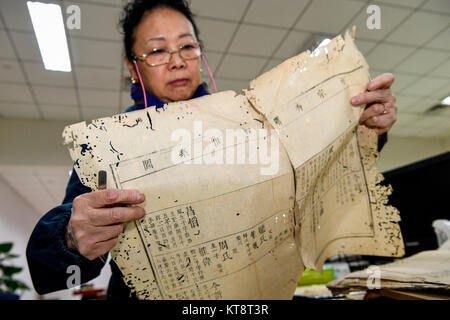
top-left (26, 0), bottom-right (397, 300)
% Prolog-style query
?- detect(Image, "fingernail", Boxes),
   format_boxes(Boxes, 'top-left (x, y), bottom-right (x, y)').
top-left (351, 97), bottom-right (359, 104)
top-left (139, 193), bottom-right (145, 201)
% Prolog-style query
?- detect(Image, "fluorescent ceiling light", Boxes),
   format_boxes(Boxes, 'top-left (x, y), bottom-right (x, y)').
top-left (442, 96), bottom-right (450, 106)
top-left (27, 1), bottom-right (71, 72)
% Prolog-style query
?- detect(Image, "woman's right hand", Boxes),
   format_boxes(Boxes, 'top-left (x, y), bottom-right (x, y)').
top-left (66, 189), bottom-right (146, 260)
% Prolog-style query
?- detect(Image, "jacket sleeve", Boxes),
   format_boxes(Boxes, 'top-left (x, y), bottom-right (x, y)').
top-left (26, 169), bottom-right (106, 295)
top-left (378, 132), bottom-right (388, 152)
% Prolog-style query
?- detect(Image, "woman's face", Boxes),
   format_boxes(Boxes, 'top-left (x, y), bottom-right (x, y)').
top-left (126, 7), bottom-right (201, 103)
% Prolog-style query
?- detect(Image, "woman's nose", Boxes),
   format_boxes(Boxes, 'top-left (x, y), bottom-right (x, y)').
top-left (168, 50), bottom-right (186, 69)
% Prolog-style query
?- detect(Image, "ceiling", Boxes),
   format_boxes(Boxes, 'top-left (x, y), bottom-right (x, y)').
top-left (0, 0), bottom-right (449, 215)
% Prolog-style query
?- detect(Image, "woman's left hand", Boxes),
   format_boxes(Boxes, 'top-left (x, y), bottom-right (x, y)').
top-left (350, 73), bottom-right (397, 135)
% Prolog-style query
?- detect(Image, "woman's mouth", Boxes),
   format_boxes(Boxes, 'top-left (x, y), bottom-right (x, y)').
top-left (169, 78), bottom-right (189, 86)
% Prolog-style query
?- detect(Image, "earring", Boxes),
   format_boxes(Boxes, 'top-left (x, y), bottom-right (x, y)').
top-left (131, 77), bottom-right (137, 84)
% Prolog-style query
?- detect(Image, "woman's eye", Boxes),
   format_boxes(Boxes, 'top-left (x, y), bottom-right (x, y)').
top-left (150, 48), bottom-right (166, 55)
top-left (181, 44), bottom-right (195, 50)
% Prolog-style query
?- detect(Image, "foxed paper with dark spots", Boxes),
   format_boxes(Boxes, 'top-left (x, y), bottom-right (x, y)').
top-left (62, 29), bottom-right (403, 300)
top-left (63, 92), bottom-right (300, 299)
top-left (246, 29), bottom-right (403, 271)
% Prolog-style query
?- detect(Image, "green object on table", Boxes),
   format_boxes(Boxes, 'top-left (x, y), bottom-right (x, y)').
top-left (297, 268), bottom-right (335, 287)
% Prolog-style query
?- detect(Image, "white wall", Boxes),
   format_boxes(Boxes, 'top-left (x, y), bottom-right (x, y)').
top-left (0, 118), bottom-right (73, 167)
top-left (443, 136), bottom-right (450, 151)
top-left (0, 174), bottom-right (112, 300)
top-left (0, 175), bottom-right (40, 300)
top-left (377, 134), bottom-right (450, 173)
top-left (0, 118), bottom-right (111, 300)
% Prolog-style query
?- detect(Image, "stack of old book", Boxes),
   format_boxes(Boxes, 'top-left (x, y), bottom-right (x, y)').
top-left (326, 242), bottom-right (450, 300)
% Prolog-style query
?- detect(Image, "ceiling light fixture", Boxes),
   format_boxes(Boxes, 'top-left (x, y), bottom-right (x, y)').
top-left (27, 1), bottom-right (71, 72)
top-left (301, 33), bottom-right (336, 52)
top-left (442, 96), bottom-right (450, 106)
top-left (309, 38), bottom-right (332, 57)
top-left (425, 95), bottom-right (450, 113)
top-left (317, 38), bottom-right (331, 48)
top-left (301, 33), bottom-right (335, 58)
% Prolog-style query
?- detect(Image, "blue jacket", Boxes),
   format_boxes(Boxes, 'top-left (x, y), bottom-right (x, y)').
top-left (26, 83), bottom-right (387, 299)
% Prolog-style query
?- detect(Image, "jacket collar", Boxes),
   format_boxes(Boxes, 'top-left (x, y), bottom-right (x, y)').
top-left (128, 82), bottom-right (210, 111)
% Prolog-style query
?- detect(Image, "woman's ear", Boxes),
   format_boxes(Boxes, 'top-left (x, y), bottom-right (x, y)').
top-left (124, 56), bottom-right (138, 81)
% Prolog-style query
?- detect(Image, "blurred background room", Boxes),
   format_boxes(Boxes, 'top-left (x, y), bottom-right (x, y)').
top-left (0, 0), bottom-right (449, 300)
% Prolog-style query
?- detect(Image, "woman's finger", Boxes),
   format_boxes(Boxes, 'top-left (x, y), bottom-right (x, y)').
top-left (359, 103), bottom-right (386, 124)
top-left (86, 189), bottom-right (145, 209)
top-left (364, 112), bottom-right (395, 129)
top-left (351, 89), bottom-right (392, 106)
top-left (90, 224), bottom-right (124, 243)
top-left (86, 237), bottom-right (119, 261)
top-left (89, 205), bottom-right (146, 226)
top-left (367, 73), bottom-right (395, 91)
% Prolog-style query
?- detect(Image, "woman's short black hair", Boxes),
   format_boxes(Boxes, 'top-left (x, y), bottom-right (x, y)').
top-left (119, 0), bottom-right (201, 62)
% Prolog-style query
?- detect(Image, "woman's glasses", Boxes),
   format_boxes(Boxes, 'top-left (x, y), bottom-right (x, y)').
top-left (132, 41), bottom-right (217, 110)
top-left (133, 42), bottom-right (202, 67)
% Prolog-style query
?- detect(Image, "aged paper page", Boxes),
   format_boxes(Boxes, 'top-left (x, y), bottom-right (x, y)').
top-left (246, 30), bottom-right (404, 270)
top-left (62, 29), bottom-right (404, 299)
top-left (63, 91), bottom-right (303, 299)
